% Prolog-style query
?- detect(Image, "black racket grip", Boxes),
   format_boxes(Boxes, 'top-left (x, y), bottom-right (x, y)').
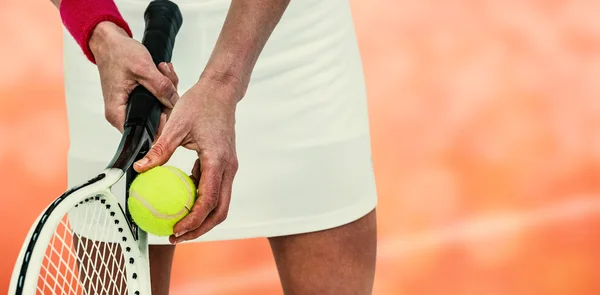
top-left (124, 0), bottom-right (183, 138)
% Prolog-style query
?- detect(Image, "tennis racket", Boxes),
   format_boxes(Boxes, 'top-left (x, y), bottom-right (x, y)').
top-left (8, 1), bottom-right (182, 294)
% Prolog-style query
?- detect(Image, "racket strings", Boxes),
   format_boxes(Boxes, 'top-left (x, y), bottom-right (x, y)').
top-left (37, 198), bottom-right (130, 295)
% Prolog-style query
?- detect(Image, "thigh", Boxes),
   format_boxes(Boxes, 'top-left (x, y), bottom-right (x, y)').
top-left (268, 209), bottom-right (377, 295)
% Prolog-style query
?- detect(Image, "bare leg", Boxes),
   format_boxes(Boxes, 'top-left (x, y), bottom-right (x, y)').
top-left (149, 245), bottom-right (176, 295)
top-left (268, 209), bottom-right (377, 295)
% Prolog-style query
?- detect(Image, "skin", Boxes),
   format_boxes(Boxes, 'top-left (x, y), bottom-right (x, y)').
top-left (53, 0), bottom-right (377, 294)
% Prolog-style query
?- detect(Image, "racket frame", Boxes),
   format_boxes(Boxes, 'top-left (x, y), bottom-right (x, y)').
top-left (9, 125), bottom-right (154, 295)
top-left (8, 1), bottom-right (183, 293)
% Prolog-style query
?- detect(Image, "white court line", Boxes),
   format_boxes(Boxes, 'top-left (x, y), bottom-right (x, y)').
top-left (173, 197), bottom-right (600, 294)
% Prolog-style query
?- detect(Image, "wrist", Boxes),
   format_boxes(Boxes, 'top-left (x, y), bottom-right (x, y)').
top-left (60, 0), bottom-right (132, 63)
top-left (89, 21), bottom-right (129, 59)
top-left (202, 49), bottom-right (255, 96)
top-left (199, 69), bottom-right (247, 103)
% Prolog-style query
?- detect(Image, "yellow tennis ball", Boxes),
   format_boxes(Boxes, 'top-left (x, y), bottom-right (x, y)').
top-left (127, 165), bottom-right (197, 237)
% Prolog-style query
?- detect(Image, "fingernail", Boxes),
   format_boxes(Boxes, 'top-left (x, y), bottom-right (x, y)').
top-left (174, 230), bottom-right (188, 238)
top-left (135, 157), bottom-right (149, 167)
top-left (170, 92), bottom-right (178, 106)
top-left (163, 62), bottom-right (171, 73)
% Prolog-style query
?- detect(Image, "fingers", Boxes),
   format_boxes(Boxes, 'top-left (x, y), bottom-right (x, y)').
top-left (171, 162), bottom-right (236, 244)
top-left (158, 62), bottom-right (179, 90)
top-left (104, 62), bottom-right (177, 134)
top-left (173, 156), bottom-right (223, 236)
top-left (170, 153), bottom-right (238, 243)
top-left (133, 62), bottom-right (178, 108)
top-left (189, 158), bottom-right (201, 186)
top-left (153, 63), bottom-right (178, 138)
top-left (104, 97), bottom-right (128, 133)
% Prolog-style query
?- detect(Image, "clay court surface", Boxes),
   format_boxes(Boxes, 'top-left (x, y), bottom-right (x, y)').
top-left (2, 0), bottom-right (600, 294)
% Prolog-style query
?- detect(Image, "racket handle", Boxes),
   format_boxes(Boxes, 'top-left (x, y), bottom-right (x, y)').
top-left (124, 0), bottom-right (183, 138)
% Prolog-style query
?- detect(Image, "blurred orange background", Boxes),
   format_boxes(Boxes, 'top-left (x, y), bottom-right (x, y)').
top-left (3, 0), bottom-right (600, 294)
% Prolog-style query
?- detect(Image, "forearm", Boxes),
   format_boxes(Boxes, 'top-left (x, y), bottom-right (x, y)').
top-left (202, 0), bottom-right (291, 97)
top-left (53, 0), bottom-right (132, 63)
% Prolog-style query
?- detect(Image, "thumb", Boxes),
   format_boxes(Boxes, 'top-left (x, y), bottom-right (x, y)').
top-left (133, 134), bottom-right (178, 173)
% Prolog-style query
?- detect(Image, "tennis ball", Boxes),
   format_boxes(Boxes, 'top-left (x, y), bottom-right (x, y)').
top-left (128, 165), bottom-right (197, 237)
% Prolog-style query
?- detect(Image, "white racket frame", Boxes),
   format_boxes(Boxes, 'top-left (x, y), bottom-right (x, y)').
top-left (8, 168), bottom-right (151, 295)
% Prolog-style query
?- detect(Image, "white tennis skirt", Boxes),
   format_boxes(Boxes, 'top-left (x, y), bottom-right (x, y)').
top-left (63, 0), bottom-right (377, 244)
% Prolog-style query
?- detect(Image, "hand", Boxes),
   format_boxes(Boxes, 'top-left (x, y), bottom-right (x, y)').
top-left (89, 21), bottom-right (179, 133)
top-left (133, 73), bottom-right (243, 244)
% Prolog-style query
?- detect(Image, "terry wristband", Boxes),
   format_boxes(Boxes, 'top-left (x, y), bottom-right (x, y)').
top-left (59, 0), bottom-right (133, 63)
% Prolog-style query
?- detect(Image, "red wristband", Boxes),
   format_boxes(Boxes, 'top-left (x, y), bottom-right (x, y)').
top-left (59, 0), bottom-right (133, 64)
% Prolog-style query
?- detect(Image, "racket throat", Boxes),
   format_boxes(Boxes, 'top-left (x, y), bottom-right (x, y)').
top-left (106, 125), bottom-right (153, 172)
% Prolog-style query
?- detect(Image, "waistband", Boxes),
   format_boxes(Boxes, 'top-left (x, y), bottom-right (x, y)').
top-left (115, 0), bottom-right (230, 11)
